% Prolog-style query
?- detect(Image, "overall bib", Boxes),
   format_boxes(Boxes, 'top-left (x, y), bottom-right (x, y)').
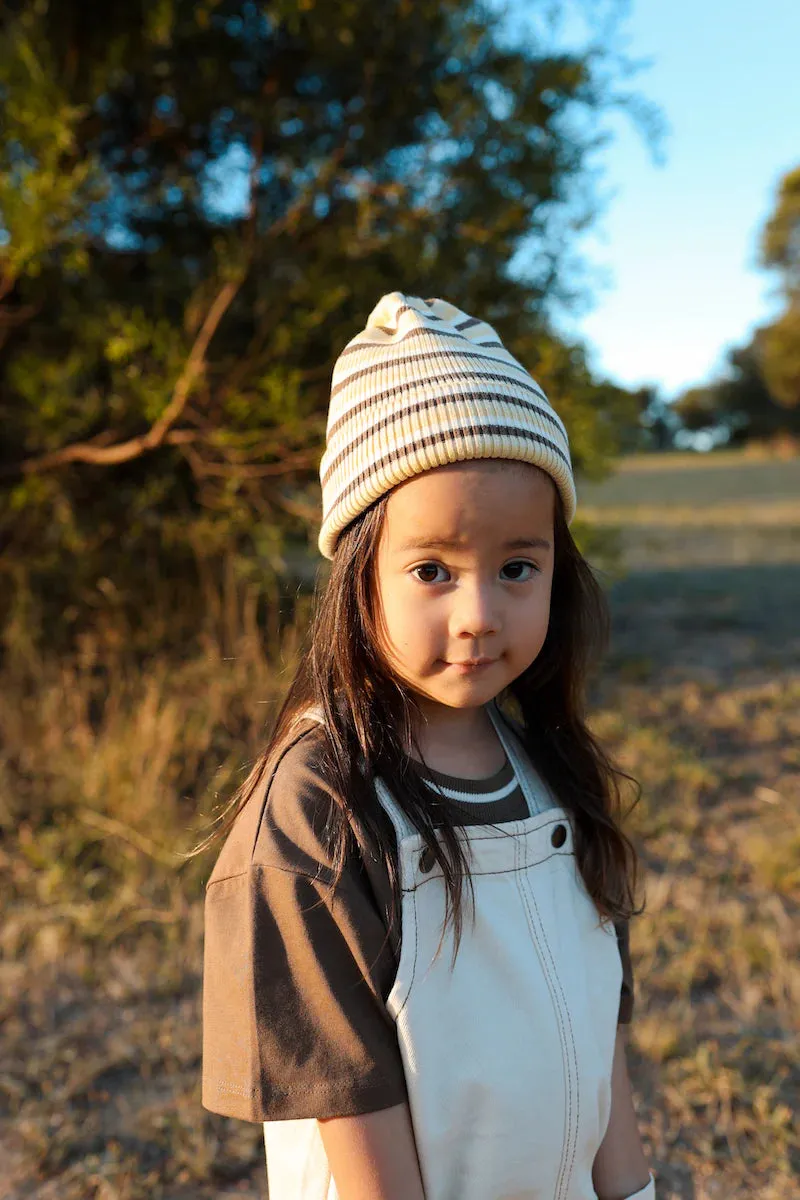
top-left (263, 703), bottom-right (626, 1199)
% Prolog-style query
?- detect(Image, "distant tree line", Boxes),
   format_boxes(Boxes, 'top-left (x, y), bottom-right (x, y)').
top-left (601, 163), bottom-right (800, 456)
top-left (671, 165), bottom-right (800, 449)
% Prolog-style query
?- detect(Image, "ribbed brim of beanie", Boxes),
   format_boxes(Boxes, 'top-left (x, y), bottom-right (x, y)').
top-left (317, 292), bottom-right (576, 559)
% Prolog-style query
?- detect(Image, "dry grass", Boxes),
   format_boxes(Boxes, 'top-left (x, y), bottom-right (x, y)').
top-left (580, 450), bottom-right (800, 504)
top-left (579, 450), bottom-right (800, 571)
top-left (581, 502), bottom-right (800, 527)
top-left (593, 664), bottom-right (799, 1198)
top-left (1, 471), bottom-right (799, 1197)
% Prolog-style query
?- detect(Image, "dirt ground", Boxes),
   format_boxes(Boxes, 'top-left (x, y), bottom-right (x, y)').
top-left (1, 561), bottom-right (798, 1198)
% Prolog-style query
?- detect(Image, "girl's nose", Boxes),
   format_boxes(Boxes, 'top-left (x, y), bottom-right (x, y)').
top-left (450, 582), bottom-right (500, 639)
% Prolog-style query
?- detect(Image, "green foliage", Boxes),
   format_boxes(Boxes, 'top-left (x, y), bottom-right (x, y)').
top-left (0, 0), bottom-right (661, 658)
top-left (758, 165), bottom-right (800, 410)
top-left (759, 306), bottom-right (800, 409)
top-left (0, 14), bottom-right (105, 282)
top-left (674, 339), bottom-right (800, 445)
top-left (760, 164), bottom-right (800, 300)
top-left (675, 163), bottom-right (800, 442)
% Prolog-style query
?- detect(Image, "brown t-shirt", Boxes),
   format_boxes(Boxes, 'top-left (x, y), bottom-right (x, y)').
top-left (201, 718), bottom-right (635, 1124)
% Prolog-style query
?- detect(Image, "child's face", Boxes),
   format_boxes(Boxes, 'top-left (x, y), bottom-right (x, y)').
top-left (373, 459), bottom-right (555, 718)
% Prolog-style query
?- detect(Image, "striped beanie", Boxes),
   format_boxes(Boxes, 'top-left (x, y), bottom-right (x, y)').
top-left (318, 291), bottom-right (576, 559)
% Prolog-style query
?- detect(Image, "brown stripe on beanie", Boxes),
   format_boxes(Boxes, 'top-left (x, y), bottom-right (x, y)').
top-left (329, 346), bottom-right (550, 403)
top-left (321, 388), bottom-right (568, 490)
top-left (327, 366), bottom-right (561, 442)
top-left (324, 423), bottom-right (572, 521)
top-left (336, 321), bottom-right (504, 358)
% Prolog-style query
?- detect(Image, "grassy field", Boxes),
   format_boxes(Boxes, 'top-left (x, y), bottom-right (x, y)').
top-left (580, 450), bottom-right (800, 569)
top-left (1, 450), bottom-right (798, 1198)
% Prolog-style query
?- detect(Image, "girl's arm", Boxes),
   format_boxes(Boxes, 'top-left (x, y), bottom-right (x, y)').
top-left (592, 1024), bottom-right (655, 1199)
top-left (318, 1100), bottom-right (427, 1200)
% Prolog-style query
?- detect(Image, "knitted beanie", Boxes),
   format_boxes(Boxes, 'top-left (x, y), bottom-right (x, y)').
top-left (317, 291), bottom-right (576, 559)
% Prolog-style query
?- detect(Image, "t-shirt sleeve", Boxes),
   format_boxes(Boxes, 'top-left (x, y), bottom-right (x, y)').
top-left (614, 918), bottom-right (635, 1024)
top-left (202, 728), bottom-right (408, 1123)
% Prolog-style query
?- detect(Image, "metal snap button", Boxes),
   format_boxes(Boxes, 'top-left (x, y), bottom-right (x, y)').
top-left (419, 846), bottom-right (436, 873)
top-left (550, 823), bottom-right (567, 848)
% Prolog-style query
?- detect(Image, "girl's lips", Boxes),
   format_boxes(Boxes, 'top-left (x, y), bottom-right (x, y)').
top-left (448, 659), bottom-right (496, 673)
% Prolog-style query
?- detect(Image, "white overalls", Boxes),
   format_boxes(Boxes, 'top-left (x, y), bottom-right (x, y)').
top-left (263, 703), bottom-right (655, 1199)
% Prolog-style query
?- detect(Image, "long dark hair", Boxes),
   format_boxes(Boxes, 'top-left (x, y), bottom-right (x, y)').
top-left (186, 487), bottom-right (643, 970)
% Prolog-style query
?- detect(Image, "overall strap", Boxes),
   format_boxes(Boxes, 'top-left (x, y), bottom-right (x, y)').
top-left (487, 702), bottom-right (553, 818)
top-left (373, 776), bottom-right (418, 842)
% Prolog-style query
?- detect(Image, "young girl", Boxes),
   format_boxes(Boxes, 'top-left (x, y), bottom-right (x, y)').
top-left (200, 292), bottom-right (656, 1199)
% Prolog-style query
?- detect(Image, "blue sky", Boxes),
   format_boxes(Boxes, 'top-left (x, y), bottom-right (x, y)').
top-left (504, 0), bottom-right (800, 400)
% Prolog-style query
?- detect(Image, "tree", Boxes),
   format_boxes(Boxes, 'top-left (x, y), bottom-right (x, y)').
top-left (672, 339), bottom-right (800, 445)
top-left (761, 164), bottom-right (800, 301)
top-left (613, 385), bottom-right (678, 453)
top-left (672, 163), bottom-right (800, 446)
top-left (0, 0), bottom-right (662, 657)
top-left (758, 308), bottom-right (800, 411)
top-left (757, 165), bottom-right (800, 409)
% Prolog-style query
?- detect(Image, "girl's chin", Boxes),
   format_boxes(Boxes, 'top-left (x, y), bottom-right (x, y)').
top-left (414, 679), bottom-right (503, 710)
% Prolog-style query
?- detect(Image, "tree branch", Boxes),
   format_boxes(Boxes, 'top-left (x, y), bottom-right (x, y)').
top-left (7, 119), bottom-right (354, 482)
top-left (10, 274), bottom-right (243, 476)
top-left (178, 446), bottom-right (320, 478)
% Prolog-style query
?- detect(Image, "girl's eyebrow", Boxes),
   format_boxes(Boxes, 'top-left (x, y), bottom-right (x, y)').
top-left (398, 536), bottom-right (552, 552)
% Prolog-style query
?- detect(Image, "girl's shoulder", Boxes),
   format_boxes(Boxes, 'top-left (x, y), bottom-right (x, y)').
top-left (206, 716), bottom-right (350, 888)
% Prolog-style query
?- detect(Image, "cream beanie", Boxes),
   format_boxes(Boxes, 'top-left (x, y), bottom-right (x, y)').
top-left (318, 291), bottom-right (576, 559)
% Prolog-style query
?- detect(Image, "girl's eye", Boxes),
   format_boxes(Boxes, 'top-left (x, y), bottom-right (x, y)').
top-left (412, 563), bottom-right (449, 584)
top-left (500, 560), bottom-right (537, 582)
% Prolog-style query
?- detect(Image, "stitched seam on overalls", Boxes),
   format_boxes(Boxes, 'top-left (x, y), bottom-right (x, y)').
top-left (398, 811), bottom-right (569, 859)
top-left (516, 836), bottom-right (573, 1200)
top-left (528, 867), bottom-right (583, 1200)
top-left (438, 814), bottom-right (569, 847)
top-left (404, 847), bottom-right (574, 892)
top-left (497, 709), bottom-right (577, 1196)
